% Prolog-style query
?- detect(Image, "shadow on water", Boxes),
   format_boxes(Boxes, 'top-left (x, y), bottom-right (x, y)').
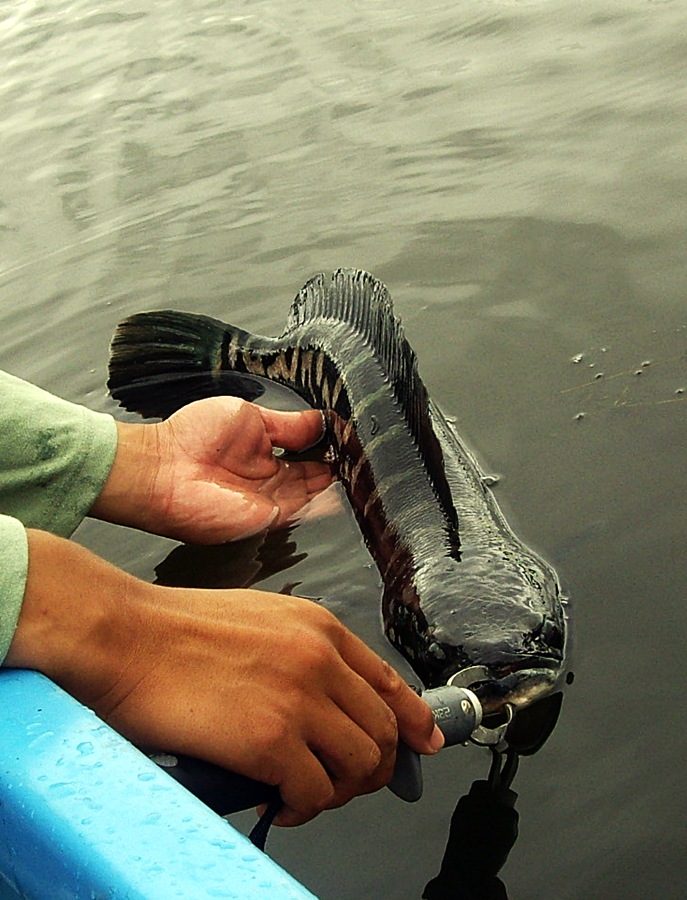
top-left (422, 757), bottom-right (519, 900)
top-left (154, 525), bottom-right (307, 592)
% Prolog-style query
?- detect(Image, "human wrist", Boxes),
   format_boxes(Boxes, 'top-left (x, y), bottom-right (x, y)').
top-left (3, 530), bottom-right (147, 709)
top-left (89, 420), bottom-right (166, 533)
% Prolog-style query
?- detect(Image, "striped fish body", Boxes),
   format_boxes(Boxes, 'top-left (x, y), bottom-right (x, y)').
top-left (109, 270), bottom-right (566, 715)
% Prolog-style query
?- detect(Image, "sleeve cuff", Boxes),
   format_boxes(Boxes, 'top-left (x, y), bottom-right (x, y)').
top-left (0, 371), bottom-right (119, 537)
top-left (0, 515), bottom-right (29, 665)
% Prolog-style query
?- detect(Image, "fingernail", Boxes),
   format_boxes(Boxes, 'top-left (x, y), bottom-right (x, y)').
top-left (429, 724), bottom-right (445, 752)
top-left (300, 410), bottom-right (328, 451)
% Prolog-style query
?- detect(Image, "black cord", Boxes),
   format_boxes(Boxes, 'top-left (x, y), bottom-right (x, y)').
top-left (248, 799), bottom-right (282, 851)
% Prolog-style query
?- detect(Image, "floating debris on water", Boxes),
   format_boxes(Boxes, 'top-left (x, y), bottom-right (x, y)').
top-left (561, 331), bottom-right (685, 413)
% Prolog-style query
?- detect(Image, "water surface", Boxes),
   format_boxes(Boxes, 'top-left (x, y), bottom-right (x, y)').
top-left (1, 2), bottom-right (685, 897)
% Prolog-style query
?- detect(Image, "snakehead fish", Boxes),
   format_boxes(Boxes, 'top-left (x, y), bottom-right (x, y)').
top-left (108, 268), bottom-right (566, 723)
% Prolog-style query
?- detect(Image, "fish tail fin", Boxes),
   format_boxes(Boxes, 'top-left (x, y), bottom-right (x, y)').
top-left (108, 310), bottom-right (264, 418)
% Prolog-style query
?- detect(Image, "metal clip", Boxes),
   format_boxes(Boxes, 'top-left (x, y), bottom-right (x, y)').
top-left (448, 666), bottom-right (515, 750)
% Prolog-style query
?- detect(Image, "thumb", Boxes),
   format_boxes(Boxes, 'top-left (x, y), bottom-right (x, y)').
top-left (258, 407), bottom-right (326, 452)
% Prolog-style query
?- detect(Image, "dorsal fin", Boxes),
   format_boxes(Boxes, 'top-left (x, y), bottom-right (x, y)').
top-left (286, 268), bottom-right (459, 540)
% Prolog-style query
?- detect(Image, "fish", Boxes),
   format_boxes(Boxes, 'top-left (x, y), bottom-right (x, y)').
top-left (108, 268), bottom-right (567, 726)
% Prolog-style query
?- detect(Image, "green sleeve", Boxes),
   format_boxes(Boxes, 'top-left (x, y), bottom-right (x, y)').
top-left (0, 514), bottom-right (29, 664)
top-left (0, 370), bottom-right (117, 536)
top-left (0, 370), bottom-right (118, 663)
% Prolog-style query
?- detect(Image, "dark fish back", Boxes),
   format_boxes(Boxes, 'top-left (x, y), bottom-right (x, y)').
top-left (285, 270), bottom-right (459, 541)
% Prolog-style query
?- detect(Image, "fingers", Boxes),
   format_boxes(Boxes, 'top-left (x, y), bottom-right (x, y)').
top-left (272, 622), bottom-right (442, 825)
top-left (336, 629), bottom-right (444, 755)
top-left (283, 481), bottom-right (342, 525)
top-left (272, 459), bottom-right (333, 496)
top-left (270, 746), bottom-right (336, 827)
top-left (312, 690), bottom-right (397, 796)
top-left (258, 406), bottom-right (325, 452)
top-left (275, 758), bottom-right (385, 827)
top-left (264, 460), bottom-right (334, 526)
top-left (266, 694), bottom-right (396, 827)
top-left (273, 705), bottom-right (388, 827)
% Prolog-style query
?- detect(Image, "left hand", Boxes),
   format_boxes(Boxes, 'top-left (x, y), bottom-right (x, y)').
top-left (90, 396), bottom-right (332, 543)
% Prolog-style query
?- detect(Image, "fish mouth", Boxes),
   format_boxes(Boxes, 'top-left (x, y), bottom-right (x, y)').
top-left (449, 658), bottom-right (563, 715)
top-left (448, 659), bottom-right (565, 752)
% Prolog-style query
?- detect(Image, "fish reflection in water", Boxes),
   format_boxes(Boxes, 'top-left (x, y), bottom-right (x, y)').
top-left (154, 524), bottom-right (306, 591)
top-left (423, 751), bottom-right (520, 900)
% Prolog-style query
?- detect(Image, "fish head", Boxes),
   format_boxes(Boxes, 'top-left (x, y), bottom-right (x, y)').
top-left (403, 551), bottom-right (567, 714)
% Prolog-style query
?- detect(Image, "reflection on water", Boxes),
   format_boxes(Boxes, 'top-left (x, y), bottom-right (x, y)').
top-left (1, 0), bottom-right (686, 897)
top-left (423, 754), bottom-right (520, 900)
top-left (155, 525), bottom-right (307, 591)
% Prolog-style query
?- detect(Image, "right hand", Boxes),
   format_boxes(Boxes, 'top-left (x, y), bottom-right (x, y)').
top-left (6, 530), bottom-right (443, 826)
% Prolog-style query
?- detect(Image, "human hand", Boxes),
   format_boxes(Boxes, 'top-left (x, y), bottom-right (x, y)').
top-left (7, 532), bottom-right (444, 826)
top-left (91, 396), bottom-right (333, 543)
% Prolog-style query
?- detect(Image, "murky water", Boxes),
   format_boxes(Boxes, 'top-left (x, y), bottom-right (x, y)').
top-left (1, 1), bottom-right (685, 897)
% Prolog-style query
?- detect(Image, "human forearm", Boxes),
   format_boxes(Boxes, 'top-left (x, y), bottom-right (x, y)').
top-left (3, 529), bottom-right (142, 709)
top-left (87, 419), bottom-right (169, 535)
